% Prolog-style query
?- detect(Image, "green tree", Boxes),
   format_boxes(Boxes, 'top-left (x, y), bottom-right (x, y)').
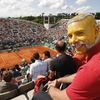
top-left (95, 12), bottom-right (100, 19)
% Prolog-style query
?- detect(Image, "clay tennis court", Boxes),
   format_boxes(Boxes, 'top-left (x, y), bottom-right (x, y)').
top-left (0, 46), bottom-right (57, 69)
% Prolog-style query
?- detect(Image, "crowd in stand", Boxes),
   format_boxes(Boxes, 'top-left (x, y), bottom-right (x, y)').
top-left (0, 18), bottom-right (99, 51)
top-left (0, 49), bottom-right (54, 91)
top-left (0, 18), bottom-right (71, 51)
top-left (0, 18), bottom-right (46, 50)
top-left (0, 15), bottom-right (100, 99)
top-left (44, 19), bottom-right (68, 45)
top-left (31, 14), bottom-right (100, 100)
top-left (0, 40), bottom-right (77, 99)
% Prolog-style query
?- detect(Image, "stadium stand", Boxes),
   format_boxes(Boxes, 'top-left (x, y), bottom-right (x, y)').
top-left (0, 18), bottom-right (46, 51)
top-left (11, 94), bottom-right (27, 100)
top-left (0, 89), bottom-right (18, 100)
top-left (0, 17), bottom-right (100, 100)
top-left (27, 89), bottom-right (34, 100)
top-left (18, 81), bottom-right (34, 94)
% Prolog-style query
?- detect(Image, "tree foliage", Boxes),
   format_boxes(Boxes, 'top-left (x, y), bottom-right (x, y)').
top-left (17, 12), bottom-right (100, 24)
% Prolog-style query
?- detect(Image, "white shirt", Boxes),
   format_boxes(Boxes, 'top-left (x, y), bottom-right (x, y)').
top-left (30, 60), bottom-right (47, 81)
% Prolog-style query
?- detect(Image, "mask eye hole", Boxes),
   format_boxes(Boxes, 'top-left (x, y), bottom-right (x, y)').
top-left (76, 32), bottom-right (84, 36)
top-left (68, 34), bottom-right (72, 39)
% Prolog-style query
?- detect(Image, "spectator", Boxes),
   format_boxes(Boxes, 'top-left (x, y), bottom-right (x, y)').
top-left (0, 71), bottom-right (18, 93)
top-left (20, 59), bottom-right (29, 75)
top-left (49, 40), bottom-right (76, 80)
top-left (11, 64), bottom-right (21, 78)
top-left (30, 52), bottom-right (48, 82)
top-left (0, 69), bottom-right (1, 81)
top-left (0, 68), bottom-right (6, 80)
top-left (32, 14), bottom-right (100, 100)
top-left (42, 50), bottom-right (53, 70)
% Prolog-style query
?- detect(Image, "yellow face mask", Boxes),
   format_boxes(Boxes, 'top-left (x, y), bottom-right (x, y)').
top-left (67, 19), bottom-right (98, 54)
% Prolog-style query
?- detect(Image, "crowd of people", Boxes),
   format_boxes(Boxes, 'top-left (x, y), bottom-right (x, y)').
top-left (0, 18), bottom-right (46, 50)
top-left (44, 19), bottom-right (68, 45)
top-left (0, 18), bottom-right (71, 51)
top-left (32, 14), bottom-right (100, 100)
top-left (0, 50), bottom-right (50, 92)
top-left (39, 19), bottom-right (72, 51)
top-left (0, 17), bottom-right (99, 51)
top-left (0, 13), bottom-right (100, 99)
top-left (0, 40), bottom-right (77, 97)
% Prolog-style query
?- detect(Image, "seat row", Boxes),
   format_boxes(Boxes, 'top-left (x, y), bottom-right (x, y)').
top-left (0, 81), bottom-right (34, 100)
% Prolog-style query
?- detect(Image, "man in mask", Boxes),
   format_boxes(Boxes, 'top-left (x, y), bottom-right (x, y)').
top-left (32, 14), bottom-right (100, 100)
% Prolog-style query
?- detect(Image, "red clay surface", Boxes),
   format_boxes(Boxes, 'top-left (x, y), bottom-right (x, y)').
top-left (0, 46), bottom-right (57, 69)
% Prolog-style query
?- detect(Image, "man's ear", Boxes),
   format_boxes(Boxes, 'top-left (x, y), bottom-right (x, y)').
top-left (95, 25), bottom-right (99, 38)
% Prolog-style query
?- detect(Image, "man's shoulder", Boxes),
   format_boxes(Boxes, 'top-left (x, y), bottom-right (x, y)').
top-left (77, 51), bottom-right (100, 72)
top-left (86, 52), bottom-right (100, 69)
top-left (30, 63), bottom-right (35, 67)
top-left (30, 61), bottom-right (39, 67)
top-left (57, 53), bottom-right (72, 60)
top-left (41, 61), bottom-right (48, 67)
top-left (44, 58), bottom-right (52, 62)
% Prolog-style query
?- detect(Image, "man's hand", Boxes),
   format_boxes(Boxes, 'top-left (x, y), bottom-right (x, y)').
top-left (47, 86), bottom-right (70, 100)
top-left (47, 80), bottom-right (57, 88)
top-left (45, 79), bottom-right (60, 90)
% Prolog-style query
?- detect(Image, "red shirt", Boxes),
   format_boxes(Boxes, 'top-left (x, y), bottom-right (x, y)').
top-left (66, 43), bottom-right (100, 100)
top-left (73, 53), bottom-right (88, 70)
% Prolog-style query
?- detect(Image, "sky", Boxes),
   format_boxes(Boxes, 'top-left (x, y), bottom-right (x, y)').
top-left (0, 0), bottom-right (99, 17)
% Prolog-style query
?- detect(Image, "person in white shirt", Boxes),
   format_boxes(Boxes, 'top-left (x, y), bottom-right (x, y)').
top-left (30, 52), bottom-right (48, 82)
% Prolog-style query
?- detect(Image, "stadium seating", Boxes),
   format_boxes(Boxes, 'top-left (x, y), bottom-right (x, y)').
top-left (27, 89), bottom-right (34, 100)
top-left (0, 89), bottom-right (18, 100)
top-left (18, 81), bottom-right (34, 94)
top-left (11, 94), bottom-right (27, 100)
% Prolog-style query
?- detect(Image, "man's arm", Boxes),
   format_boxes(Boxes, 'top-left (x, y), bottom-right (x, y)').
top-left (46, 73), bottom-right (76, 88)
top-left (57, 73), bottom-right (76, 84)
top-left (48, 86), bottom-right (70, 100)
